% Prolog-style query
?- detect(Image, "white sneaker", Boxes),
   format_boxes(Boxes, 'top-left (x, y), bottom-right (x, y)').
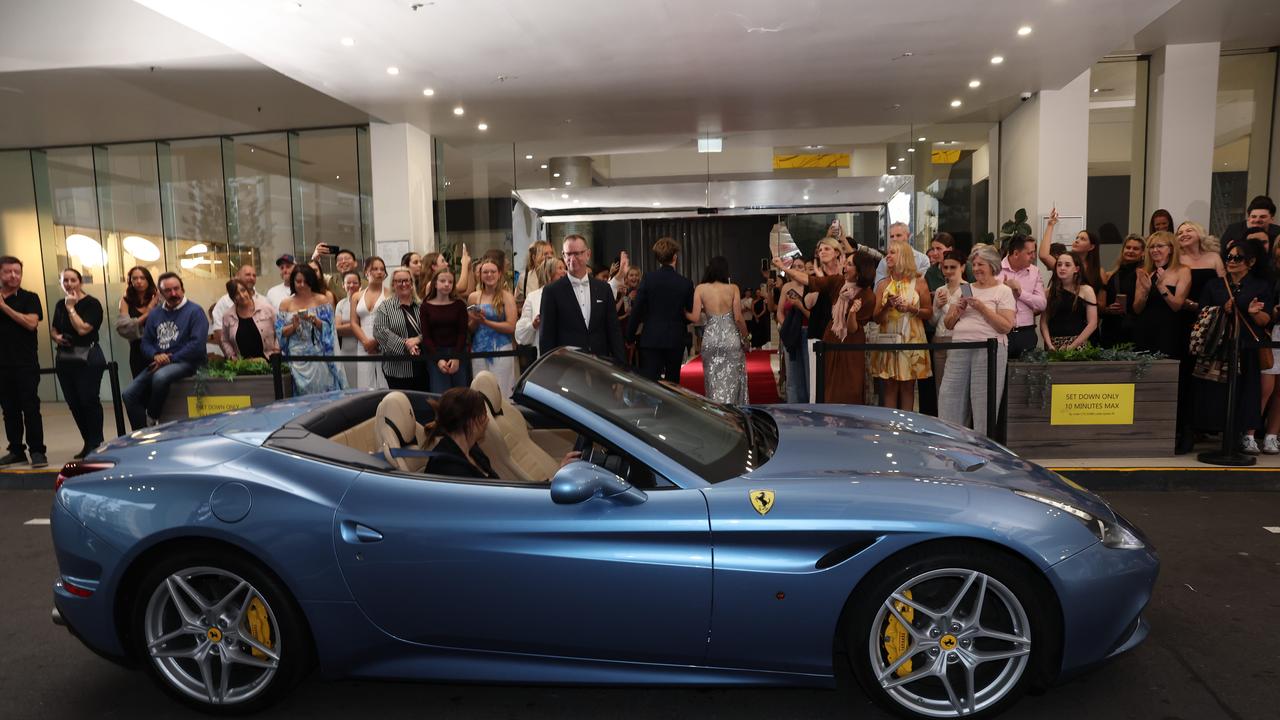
top-left (1242, 435), bottom-right (1261, 455)
top-left (1263, 435), bottom-right (1280, 455)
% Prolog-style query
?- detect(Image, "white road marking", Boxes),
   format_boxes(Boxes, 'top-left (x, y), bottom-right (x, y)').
top-left (24, 518), bottom-right (49, 526)
top-left (1265, 526), bottom-right (1280, 534)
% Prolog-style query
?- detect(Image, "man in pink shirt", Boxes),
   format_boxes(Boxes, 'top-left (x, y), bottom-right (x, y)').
top-left (998, 234), bottom-right (1046, 359)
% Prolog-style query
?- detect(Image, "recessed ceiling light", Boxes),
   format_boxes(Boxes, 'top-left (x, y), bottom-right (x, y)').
top-left (917, 137), bottom-right (926, 142)
top-left (803, 195), bottom-right (810, 201)
top-left (561, 193), bottom-right (569, 199)
top-left (422, 88), bottom-right (435, 96)
top-left (386, 66), bottom-right (399, 75)
top-left (540, 164), bottom-right (548, 169)
top-left (950, 99), bottom-right (962, 108)
top-left (889, 165), bottom-right (897, 170)
top-left (898, 157), bottom-right (905, 162)
top-left (524, 154), bottom-right (533, 160)
top-left (335, 175), bottom-right (340, 179)
top-left (564, 181), bottom-right (571, 186)
top-left (968, 79), bottom-right (981, 88)
top-left (573, 198), bottom-right (580, 203)
top-left (907, 148), bottom-right (916, 153)
top-left (991, 55), bottom-right (1004, 65)
top-left (1017, 26), bottom-right (1032, 36)
top-left (552, 172), bottom-right (561, 178)
top-left (477, 122), bottom-right (488, 131)
top-left (453, 106), bottom-right (464, 116)
top-left (1092, 88), bottom-right (1100, 93)
top-left (652, 202), bottom-right (661, 207)
top-left (340, 37), bottom-right (354, 47)
top-left (878, 187), bottom-right (885, 193)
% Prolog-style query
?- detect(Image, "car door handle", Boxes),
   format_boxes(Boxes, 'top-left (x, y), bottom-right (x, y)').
top-left (339, 520), bottom-right (384, 544)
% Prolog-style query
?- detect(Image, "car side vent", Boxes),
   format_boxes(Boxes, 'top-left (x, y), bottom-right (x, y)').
top-left (815, 537), bottom-right (879, 570)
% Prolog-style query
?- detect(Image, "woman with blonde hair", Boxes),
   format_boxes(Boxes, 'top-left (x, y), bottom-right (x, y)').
top-left (870, 239), bottom-right (933, 409)
top-left (1131, 231), bottom-right (1190, 358)
top-left (516, 240), bottom-right (554, 313)
top-left (468, 258), bottom-right (518, 397)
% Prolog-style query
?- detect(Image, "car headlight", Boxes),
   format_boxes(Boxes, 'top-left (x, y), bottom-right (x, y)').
top-left (1013, 491), bottom-right (1144, 549)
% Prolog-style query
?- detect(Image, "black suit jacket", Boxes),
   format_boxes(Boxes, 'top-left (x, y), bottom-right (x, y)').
top-left (627, 265), bottom-right (694, 349)
top-left (538, 276), bottom-right (626, 363)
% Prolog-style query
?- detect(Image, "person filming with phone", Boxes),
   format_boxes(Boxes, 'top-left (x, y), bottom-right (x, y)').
top-left (938, 245), bottom-right (1016, 436)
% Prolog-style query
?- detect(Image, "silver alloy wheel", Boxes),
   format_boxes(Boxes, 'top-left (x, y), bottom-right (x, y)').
top-left (143, 566), bottom-right (282, 706)
top-left (868, 567), bottom-right (1031, 718)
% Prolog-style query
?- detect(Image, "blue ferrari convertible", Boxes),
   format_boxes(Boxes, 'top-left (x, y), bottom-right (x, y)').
top-left (51, 348), bottom-right (1157, 718)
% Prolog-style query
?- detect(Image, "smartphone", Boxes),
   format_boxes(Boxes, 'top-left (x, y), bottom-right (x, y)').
top-left (960, 284), bottom-right (973, 298)
top-left (1115, 293), bottom-right (1128, 308)
top-left (320, 243), bottom-right (340, 254)
top-left (465, 304), bottom-right (482, 312)
top-left (760, 258), bottom-right (771, 272)
top-left (786, 289), bottom-right (801, 300)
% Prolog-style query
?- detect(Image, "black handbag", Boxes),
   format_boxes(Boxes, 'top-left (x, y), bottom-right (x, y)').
top-left (56, 343), bottom-right (93, 364)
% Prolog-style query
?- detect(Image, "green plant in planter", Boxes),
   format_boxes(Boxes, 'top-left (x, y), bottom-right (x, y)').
top-left (193, 357), bottom-right (274, 398)
top-left (1012, 343), bottom-right (1165, 407)
top-left (981, 208), bottom-right (1035, 248)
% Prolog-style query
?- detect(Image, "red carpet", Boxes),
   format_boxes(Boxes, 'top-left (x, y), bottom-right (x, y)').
top-left (679, 350), bottom-right (780, 404)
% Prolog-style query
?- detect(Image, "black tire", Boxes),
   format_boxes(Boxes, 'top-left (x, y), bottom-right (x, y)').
top-left (129, 547), bottom-right (313, 715)
top-left (845, 542), bottom-right (1057, 719)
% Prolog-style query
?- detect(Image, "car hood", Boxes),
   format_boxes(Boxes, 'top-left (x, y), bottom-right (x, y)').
top-left (749, 404), bottom-right (1113, 520)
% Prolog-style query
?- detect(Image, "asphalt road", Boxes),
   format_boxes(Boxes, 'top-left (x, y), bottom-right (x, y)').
top-left (3, 489), bottom-right (1278, 720)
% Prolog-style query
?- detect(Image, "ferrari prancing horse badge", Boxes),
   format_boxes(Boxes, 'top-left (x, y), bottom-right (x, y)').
top-left (750, 489), bottom-right (775, 516)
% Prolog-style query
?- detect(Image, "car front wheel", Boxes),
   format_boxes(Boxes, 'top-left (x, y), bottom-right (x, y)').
top-left (130, 549), bottom-right (312, 714)
top-left (847, 544), bottom-right (1055, 719)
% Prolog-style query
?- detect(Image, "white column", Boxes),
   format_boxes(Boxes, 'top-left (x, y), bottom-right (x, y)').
top-left (370, 122), bottom-right (434, 260)
top-left (999, 69), bottom-right (1091, 240)
top-left (1145, 43), bottom-right (1221, 228)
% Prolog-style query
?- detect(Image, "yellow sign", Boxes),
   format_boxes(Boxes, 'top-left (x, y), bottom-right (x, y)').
top-left (772, 153), bottom-right (850, 169)
top-left (931, 149), bottom-right (961, 164)
top-left (749, 489), bottom-right (775, 515)
top-left (187, 395), bottom-right (253, 418)
top-left (1050, 384), bottom-right (1135, 425)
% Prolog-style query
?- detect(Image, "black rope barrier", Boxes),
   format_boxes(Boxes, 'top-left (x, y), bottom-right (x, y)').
top-left (269, 348), bottom-right (526, 400)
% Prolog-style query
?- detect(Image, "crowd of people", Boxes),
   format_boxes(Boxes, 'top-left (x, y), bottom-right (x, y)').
top-left (2, 193), bottom-right (1278, 468)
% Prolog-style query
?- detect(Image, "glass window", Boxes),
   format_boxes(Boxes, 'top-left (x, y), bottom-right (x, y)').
top-left (0, 150), bottom-right (55, 380)
top-left (293, 128), bottom-right (364, 264)
top-left (1211, 51), bottom-right (1278, 237)
top-left (160, 138), bottom-right (230, 315)
top-left (434, 138), bottom-right (516, 275)
top-left (1087, 58), bottom-right (1149, 259)
top-left (228, 133), bottom-right (294, 280)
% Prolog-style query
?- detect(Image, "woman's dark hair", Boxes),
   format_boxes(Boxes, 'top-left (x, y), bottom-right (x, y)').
top-left (400, 252), bottom-right (420, 270)
top-left (289, 264), bottom-right (326, 295)
top-left (124, 266), bottom-right (158, 308)
top-left (425, 387), bottom-right (489, 441)
top-left (1047, 250), bottom-right (1088, 317)
top-left (307, 260), bottom-right (328, 289)
top-left (849, 251), bottom-right (878, 288)
top-left (701, 256), bottom-right (731, 284)
top-left (365, 255), bottom-right (386, 273)
top-left (932, 232), bottom-right (955, 249)
top-left (1228, 238), bottom-right (1263, 268)
top-left (1077, 231), bottom-right (1104, 291)
top-left (1149, 209), bottom-right (1174, 234)
top-left (225, 278), bottom-right (250, 301)
top-left (342, 270), bottom-right (362, 284)
top-left (423, 267), bottom-right (456, 302)
top-left (61, 267), bottom-right (83, 283)
top-left (941, 250), bottom-right (966, 265)
top-left (1048, 242), bottom-right (1067, 258)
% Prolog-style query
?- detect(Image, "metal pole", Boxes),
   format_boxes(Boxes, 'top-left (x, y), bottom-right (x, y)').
top-left (271, 354), bottom-right (284, 401)
top-left (813, 341), bottom-right (825, 403)
top-left (1199, 321), bottom-right (1254, 466)
top-left (985, 338), bottom-right (999, 440)
top-left (106, 361), bottom-right (126, 437)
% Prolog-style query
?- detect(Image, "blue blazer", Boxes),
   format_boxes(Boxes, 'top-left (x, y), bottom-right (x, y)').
top-left (627, 265), bottom-right (694, 349)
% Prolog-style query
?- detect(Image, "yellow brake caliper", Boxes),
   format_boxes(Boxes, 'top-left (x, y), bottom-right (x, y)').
top-left (882, 589), bottom-right (914, 677)
top-left (245, 597), bottom-right (273, 659)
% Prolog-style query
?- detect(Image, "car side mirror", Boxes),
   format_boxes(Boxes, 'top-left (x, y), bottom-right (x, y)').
top-left (550, 461), bottom-right (647, 506)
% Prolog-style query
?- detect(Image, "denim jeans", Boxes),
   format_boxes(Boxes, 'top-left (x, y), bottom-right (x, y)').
top-left (123, 361), bottom-right (196, 430)
top-left (785, 327), bottom-right (809, 403)
top-left (426, 361), bottom-right (470, 393)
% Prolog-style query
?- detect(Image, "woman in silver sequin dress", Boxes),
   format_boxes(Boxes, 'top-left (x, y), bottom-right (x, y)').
top-left (687, 256), bottom-right (749, 404)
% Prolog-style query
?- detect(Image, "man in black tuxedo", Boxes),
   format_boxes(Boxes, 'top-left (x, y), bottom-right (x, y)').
top-left (627, 237), bottom-right (694, 382)
top-left (539, 234), bottom-right (626, 363)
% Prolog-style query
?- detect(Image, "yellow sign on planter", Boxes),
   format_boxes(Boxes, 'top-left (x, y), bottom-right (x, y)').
top-left (1050, 384), bottom-right (1135, 425)
top-left (187, 395), bottom-right (253, 418)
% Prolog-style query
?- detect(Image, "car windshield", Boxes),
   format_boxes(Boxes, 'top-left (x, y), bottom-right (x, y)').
top-left (518, 351), bottom-right (769, 482)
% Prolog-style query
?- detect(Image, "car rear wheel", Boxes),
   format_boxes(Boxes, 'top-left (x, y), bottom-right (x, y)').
top-left (847, 544), bottom-right (1053, 719)
top-left (130, 549), bottom-right (311, 714)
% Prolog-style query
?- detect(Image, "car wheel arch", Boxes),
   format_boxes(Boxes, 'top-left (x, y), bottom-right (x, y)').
top-left (830, 536), bottom-right (1064, 690)
top-left (112, 535), bottom-right (318, 667)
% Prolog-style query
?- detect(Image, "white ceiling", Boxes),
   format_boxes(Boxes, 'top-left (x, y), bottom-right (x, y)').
top-left (135, 0), bottom-right (1182, 146)
top-left (1126, 0), bottom-right (1280, 52)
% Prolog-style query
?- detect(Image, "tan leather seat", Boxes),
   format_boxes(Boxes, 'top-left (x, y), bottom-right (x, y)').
top-left (471, 371), bottom-right (559, 483)
top-left (375, 391), bottom-right (428, 472)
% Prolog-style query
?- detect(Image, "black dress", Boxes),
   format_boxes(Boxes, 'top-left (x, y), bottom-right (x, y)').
top-left (1133, 281), bottom-right (1182, 358)
top-left (1191, 275), bottom-right (1273, 434)
top-left (1100, 263), bottom-right (1138, 347)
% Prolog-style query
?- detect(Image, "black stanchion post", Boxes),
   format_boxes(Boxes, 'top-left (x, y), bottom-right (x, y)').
top-left (985, 338), bottom-right (999, 440)
top-left (813, 341), bottom-right (825, 403)
top-left (271, 354), bottom-right (284, 401)
top-left (1198, 324), bottom-right (1255, 466)
top-left (106, 361), bottom-right (126, 437)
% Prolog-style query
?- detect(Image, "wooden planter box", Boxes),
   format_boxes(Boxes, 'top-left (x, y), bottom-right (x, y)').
top-left (1005, 359), bottom-right (1180, 458)
top-left (158, 374), bottom-right (292, 423)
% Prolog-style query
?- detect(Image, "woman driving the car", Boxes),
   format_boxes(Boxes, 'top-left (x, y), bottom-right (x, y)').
top-left (423, 388), bottom-right (500, 479)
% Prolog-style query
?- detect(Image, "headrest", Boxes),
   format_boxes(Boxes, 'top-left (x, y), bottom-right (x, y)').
top-left (470, 371), bottom-right (504, 416)
top-left (375, 391), bottom-right (417, 448)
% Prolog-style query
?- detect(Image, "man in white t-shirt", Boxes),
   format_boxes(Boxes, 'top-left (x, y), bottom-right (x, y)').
top-left (874, 222), bottom-right (931, 287)
top-left (265, 254), bottom-right (296, 310)
top-left (210, 264), bottom-right (266, 345)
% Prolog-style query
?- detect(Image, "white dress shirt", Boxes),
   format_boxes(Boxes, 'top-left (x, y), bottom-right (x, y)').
top-left (568, 273), bottom-right (593, 326)
top-left (515, 287), bottom-right (545, 347)
top-left (874, 247), bottom-right (932, 288)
